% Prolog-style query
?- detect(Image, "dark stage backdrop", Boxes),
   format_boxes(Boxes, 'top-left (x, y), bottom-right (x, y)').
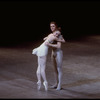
top-left (0, 1), bottom-right (100, 45)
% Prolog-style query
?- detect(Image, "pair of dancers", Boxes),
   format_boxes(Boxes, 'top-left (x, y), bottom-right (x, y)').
top-left (32, 22), bottom-right (65, 91)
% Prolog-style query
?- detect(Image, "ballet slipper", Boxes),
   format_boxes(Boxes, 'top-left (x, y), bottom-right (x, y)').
top-left (43, 81), bottom-right (48, 91)
top-left (56, 84), bottom-right (62, 90)
top-left (56, 87), bottom-right (61, 90)
top-left (37, 81), bottom-right (41, 90)
top-left (50, 84), bottom-right (57, 89)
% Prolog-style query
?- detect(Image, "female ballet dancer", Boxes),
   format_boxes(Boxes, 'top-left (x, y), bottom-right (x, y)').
top-left (32, 30), bottom-right (65, 91)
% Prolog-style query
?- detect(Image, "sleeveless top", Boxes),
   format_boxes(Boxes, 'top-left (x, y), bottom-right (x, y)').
top-left (32, 39), bottom-right (49, 57)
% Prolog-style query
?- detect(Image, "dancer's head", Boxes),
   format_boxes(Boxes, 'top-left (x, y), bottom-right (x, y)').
top-left (50, 21), bottom-right (58, 32)
top-left (53, 30), bottom-right (61, 37)
top-left (50, 21), bottom-right (61, 33)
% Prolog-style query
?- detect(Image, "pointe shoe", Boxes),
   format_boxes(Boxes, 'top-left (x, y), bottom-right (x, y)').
top-left (43, 81), bottom-right (48, 91)
top-left (37, 81), bottom-right (41, 90)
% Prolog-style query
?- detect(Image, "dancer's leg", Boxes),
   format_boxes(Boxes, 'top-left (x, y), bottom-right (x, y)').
top-left (39, 56), bottom-right (47, 82)
top-left (40, 56), bottom-right (48, 91)
top-left (56, 50), bottom-right (63, 90)
top-left (36, 56), bottom-right (41, 90)
top-left (50, 51), bottom-right (58, 88)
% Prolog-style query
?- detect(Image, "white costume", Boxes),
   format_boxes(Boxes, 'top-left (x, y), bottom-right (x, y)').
top-left (32, 39), bottom-right (50, 91)
top-left (32, 39), bottom-right (50, 57)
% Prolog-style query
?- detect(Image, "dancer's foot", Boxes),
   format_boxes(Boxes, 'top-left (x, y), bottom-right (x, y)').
top-left (50, 84), bottom-right (57, 89)
top-left (56, 84), bottom-right (61, 90)
top-left (56, 87), bottom-right (61, 90)
top-left (43, 81), bottom-right (48, 91)
top-left (37, 81), bottom-right (41, 90)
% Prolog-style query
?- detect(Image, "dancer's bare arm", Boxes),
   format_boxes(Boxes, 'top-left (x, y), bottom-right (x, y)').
top-left (45, 42), bottom-right (61, 49)
top-left (43, 37), bottom-right (48, 41)
top-left (43, 33), bottom-right (53, 41)
top-left (55, 35), bottom-right (66, 43)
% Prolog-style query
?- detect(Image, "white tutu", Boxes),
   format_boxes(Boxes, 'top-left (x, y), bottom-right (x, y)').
top-left (32, 40), bottom-right (49, 57)
top-left (32, 48), bottom-right (38, 55)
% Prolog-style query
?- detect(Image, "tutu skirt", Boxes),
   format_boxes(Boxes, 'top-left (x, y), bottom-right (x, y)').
top-left (32, 40), bottom-right (49, 57)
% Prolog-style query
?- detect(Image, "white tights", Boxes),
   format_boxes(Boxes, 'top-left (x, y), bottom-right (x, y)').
top-left (52, 49), bottom-right (63, 90)
top-left (36, 56), bottom-right (48, 90)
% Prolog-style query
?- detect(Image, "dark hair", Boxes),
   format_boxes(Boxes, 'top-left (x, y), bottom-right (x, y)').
top-left (50, 21), bottom-right (58, 28)
top-left (50, 21), bottom-right (61, 31)
top-left (57, 27), bottom-right (61, 32)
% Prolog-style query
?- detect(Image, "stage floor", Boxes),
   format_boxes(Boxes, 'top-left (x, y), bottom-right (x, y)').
top-left (0, 35), bottom-right (100, 99)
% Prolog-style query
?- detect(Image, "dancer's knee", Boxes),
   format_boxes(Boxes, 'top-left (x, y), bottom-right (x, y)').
top-left (57, 67), bottom-right (62, 74)
top-left (36, 69), bottom-right (41, 76)
top-left (41, 69), bottom-right (45, 75)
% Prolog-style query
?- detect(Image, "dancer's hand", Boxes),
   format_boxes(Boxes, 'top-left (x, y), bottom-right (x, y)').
top-left (45, 42), bottom-right (49, 46)
top-left (43, 37), bottom-right (47, 41)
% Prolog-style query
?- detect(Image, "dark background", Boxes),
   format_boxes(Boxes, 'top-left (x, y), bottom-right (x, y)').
top-left (0, 0), bottom-right (100, 45)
